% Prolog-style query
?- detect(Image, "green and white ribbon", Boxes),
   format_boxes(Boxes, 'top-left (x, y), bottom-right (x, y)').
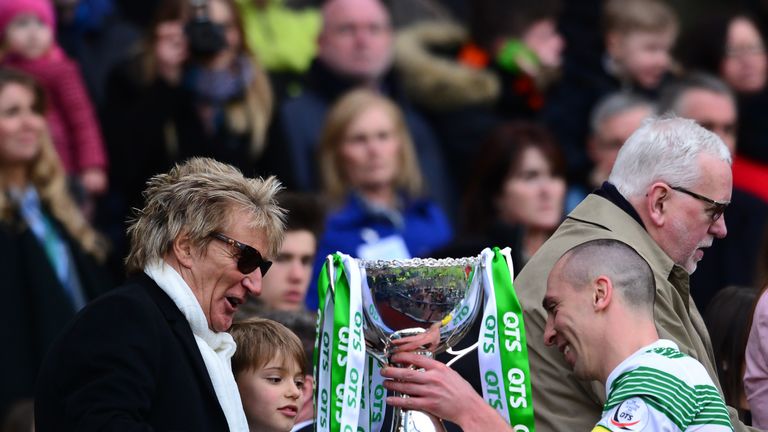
top-left (478, 247), bottom-right (535, 431)
top-left (368, 356), bottom-right (386, 432)
top-left (315, 256), bottom-right (335, 432)
top-left (358, 270), bottom-right (386, 432)
top-left (315, 253), bottom-right (366, 432)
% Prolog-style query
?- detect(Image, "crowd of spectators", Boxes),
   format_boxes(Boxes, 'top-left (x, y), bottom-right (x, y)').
top-left (4, 0), bottom-right (768, 430)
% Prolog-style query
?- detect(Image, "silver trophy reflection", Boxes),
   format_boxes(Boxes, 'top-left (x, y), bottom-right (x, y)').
top-left (358, 256), bottom-right (484, 432)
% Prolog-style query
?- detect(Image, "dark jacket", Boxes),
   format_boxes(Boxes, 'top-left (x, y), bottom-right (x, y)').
top-left (267, 59), bottom-right (453, 216)
top-left (34, 274), bottom-right (229, 431)
top-left (0, 212), bottom-right (111, 420)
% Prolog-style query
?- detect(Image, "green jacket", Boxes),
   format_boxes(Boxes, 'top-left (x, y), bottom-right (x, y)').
top-left (515, 194), bottom-right (753, 431)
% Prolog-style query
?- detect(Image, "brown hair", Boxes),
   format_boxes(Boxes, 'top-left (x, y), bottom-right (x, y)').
top-left (470, 0), bottom-right (562, 53)
top-left (138, 0), bottom-right (190, 84)
top-left (603, 0), bottom-right (678, 36)
top-left (230, 317), bottom-right (309, 376)
top-left (461, 121), bottom-right (565, 235)
top-left (318, 89), bottom-right (423, 204)
top-left (0, 68), bottom-right (107, 261)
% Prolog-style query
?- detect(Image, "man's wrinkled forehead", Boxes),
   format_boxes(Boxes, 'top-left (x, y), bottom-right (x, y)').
top-left (321, 0), bottom-right (390, 29)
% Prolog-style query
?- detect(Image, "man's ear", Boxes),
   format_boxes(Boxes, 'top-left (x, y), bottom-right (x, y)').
top-left (646, 182), bottom-right (671, 227)
top-left (172, 231), bottom-right (195, 269)
top-left (593, 275), bottom-right (613, 312)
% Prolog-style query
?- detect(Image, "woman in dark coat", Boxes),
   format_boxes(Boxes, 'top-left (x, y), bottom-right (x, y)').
top-left (0, 68), bottom-right (111, 420)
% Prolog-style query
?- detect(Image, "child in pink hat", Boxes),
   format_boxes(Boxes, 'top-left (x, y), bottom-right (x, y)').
top-left (0, 0), bottom-right (108, 196)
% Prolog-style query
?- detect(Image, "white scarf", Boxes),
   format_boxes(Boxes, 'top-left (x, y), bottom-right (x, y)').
top-left (145, 261), bottom-right (248, 432)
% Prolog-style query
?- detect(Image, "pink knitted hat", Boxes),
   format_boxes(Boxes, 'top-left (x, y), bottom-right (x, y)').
top-left (0, 0), bottom-right (56, 37)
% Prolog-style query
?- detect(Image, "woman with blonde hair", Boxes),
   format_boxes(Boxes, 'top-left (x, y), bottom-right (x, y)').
top-left (0, 68), bottom-right (110, 419)
top-left (309, 89), bottom-right (452, 309)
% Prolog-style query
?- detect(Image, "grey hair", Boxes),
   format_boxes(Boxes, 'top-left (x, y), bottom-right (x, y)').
top-left (557, 239), bottom-right (655, 315)
top-left (125, 158), bottom-right (286, 274)
top-left (608, 116), bottom-right (731, 198)
top-left (590, 91), bottom-right (655, 133)
top-left (656, 72), bottom-right (735, 115)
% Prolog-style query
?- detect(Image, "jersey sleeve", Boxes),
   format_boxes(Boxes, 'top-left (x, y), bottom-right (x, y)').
top-left (595, 396), bottom-right (678, 432)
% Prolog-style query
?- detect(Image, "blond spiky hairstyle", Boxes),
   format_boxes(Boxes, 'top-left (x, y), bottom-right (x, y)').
top-left (124, 157), bottom-right (285, 274)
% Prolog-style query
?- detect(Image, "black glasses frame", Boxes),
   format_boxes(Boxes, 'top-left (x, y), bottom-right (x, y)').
top-left (670, 186), bottom-right (729, 222)
top-left (210, 232), bottom-right (272, 275)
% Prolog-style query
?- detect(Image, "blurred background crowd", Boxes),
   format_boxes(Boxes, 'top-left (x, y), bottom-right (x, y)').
top-left (3, 0), bottom-right (768, 429)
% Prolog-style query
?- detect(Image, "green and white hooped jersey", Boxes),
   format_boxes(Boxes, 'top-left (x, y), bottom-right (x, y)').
top-left (593, 339), bottom-right (733, 432)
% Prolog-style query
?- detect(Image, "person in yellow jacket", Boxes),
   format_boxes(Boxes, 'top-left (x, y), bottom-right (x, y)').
top-left (236, 0), bottom-right (321, 73)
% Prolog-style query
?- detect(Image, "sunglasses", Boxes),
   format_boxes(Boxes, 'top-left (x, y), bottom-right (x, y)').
top-left (210, 232), bottom-right (272, 276)
top-left (669, 186), bottom-right (729, 222)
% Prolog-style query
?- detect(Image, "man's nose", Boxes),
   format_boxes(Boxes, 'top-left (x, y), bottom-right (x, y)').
top-left (288, 260), bottom-right (306, 280)
top-left (543, 318), bottom-right (556, 347)
top-left (242, 271), bottom-right (262, 297)
top-left (709, 214), bottom-right (727, 239)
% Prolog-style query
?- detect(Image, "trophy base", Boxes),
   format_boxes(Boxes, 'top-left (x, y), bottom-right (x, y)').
top-left (393, 406), bottom-right (447, 432)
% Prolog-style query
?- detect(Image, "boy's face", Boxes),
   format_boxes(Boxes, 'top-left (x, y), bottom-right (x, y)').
top-left (5, 14), bottom-right (53, 60)
top-left (259, 230), bottom-right (316, 311)
top-left (607, 30), bottom-right (676, 89)
top-left (522, 18), bottom-right (565, 68)
top-left (237, 355), bottom-right (305, 432)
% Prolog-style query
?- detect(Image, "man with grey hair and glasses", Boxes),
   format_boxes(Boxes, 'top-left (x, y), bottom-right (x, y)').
top-left (658, 72), bottom-right (768, 310)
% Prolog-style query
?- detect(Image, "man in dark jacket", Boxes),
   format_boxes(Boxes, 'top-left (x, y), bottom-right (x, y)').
top-left (266, 0), bottom-right (452, 216)
top-left (35, 158), bottom-right (285, 431)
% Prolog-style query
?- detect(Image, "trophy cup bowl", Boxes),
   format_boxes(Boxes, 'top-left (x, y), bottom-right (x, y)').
top-left (358, 256), bottom-right (484, 432)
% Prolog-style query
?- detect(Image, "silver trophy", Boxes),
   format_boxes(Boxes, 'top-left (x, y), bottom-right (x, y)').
top-left (358, 256), bottom-right (484, 432)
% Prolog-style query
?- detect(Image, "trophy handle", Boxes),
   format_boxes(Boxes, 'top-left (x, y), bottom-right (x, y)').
top-left (444, 340), bottom-right (480, 368)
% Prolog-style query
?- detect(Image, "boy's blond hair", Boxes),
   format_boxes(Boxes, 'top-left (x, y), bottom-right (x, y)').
top-left (603, 0), bottom-right (678, 35)
top-left (230, 317), bottom-right (308, 376)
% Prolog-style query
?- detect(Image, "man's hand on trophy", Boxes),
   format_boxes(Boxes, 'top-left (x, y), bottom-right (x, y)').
top-left (381, 352), bottom-right (511, 432)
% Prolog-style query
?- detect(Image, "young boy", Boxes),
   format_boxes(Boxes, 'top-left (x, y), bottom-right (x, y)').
top-left (603, 0), bottom-right (678, 91)
top-left (543, 0), bottom-right (678, 191)
top-left (230, 317), bottom-right (309, 432)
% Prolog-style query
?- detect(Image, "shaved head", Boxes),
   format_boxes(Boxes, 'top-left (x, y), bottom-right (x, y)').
top-left (553, 239), bottom-right (655, 316)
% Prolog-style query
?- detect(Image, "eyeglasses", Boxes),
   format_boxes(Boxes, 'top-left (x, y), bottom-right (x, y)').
top-left (210, 232), bottom-right (272, 276)
top-left (669, 186), bottom-right (729, 222)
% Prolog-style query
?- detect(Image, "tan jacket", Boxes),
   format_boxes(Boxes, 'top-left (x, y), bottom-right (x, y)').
top-left (516, 194), bottom-right (756, 431)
